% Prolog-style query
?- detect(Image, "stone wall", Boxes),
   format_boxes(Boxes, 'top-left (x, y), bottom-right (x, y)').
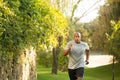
top-left (0, 47), bottom-right (37, 80)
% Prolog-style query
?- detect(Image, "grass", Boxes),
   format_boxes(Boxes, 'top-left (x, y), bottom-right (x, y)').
top-left (37, 63), bottom-right (120, 80)
top-left (37, 65), bottom-right (69, 80)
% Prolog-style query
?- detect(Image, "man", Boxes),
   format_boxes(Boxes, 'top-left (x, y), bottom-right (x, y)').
top-left (64, 32), bottom-right (90, 80)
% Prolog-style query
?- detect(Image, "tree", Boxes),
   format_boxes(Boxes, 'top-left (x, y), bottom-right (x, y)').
top-left (108, 21), bottom-right (120, 62)
top-left (50, 10), bottom-right (68, 74)
top-left (108, 20), bottom-right (120, 80)
top-left (0, 0), bottom-right (68, 79)
top-left (89, 0), bottom-right (120, 51)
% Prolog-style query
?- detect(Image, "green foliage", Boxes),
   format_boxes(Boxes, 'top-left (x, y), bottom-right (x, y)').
top-left (88, 1), bottom-right (120, 51)
top-left (58, 50), bottom-right (68, 71)
top-left (37, 50), bottom-right (52, 67)
top-left (0, 0), bottom-right (68, 60)
top-left (107, 0), bottom-right (120, 21)
top-left (108, 21), bottom-right (120, 61)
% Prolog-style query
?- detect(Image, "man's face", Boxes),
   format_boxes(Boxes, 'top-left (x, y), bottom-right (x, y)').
top-left (74, 33), bottom-right (81, 43)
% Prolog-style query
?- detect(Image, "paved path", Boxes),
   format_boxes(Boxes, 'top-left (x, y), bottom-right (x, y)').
top-left (85, 55), bottom-right (113, 68)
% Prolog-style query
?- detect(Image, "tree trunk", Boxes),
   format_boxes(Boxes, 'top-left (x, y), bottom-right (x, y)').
top-left (112, 55), bottom-right (115, 80)
top-left (0, 47), bottom-right (37, 80)
top-left (52, 48), bottom-right (58, 74)
top-left (51, 37), bottom-right (62, 74)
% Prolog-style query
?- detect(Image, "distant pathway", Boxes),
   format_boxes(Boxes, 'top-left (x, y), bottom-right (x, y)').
top-left (85, 55), bottom-right (113, 68)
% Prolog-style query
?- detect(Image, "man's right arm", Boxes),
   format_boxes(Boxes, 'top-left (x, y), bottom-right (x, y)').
top-left (64, 48), bottom-right (71, 56)
top-left (64, 43), bottom-right (72, 56)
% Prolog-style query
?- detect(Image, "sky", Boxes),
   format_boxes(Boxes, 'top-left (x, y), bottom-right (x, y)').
top-left (74, 0), bottom-right (106, 23)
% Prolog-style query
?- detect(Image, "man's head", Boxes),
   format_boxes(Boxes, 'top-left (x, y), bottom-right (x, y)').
top-left (74, 32), bottom-right (81, 43)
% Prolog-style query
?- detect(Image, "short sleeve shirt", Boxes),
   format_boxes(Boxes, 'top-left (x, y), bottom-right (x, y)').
top-left (64, 40), bottom-right (89, 69)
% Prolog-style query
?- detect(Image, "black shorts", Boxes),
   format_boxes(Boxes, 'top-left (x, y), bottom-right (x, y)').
top-left (68, 67), bottom-right (84, 80)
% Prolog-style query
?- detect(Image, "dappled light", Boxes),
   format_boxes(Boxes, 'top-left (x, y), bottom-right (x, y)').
top-left (0, 0), bottom-right (120, 80)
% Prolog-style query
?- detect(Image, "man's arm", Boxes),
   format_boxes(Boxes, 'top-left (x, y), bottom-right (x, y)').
top-left (64, 48), bottom-right (71, 56)
top-left (85, 49), bottom-right (90, 65)
top-left (64, 43), bottom-right (72, 56)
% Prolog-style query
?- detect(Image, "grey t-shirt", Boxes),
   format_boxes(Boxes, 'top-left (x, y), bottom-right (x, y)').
top-left (64, 40), bottom-right (89, 69)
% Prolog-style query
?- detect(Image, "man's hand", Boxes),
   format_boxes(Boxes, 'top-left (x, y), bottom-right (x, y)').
top-left (85, 60), bottom-right (89, 65)
top-left (64, 43), bottom-right (72, 56)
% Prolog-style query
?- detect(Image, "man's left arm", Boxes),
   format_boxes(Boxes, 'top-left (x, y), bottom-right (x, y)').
top-left (85, 49), bottom-right (90, 65)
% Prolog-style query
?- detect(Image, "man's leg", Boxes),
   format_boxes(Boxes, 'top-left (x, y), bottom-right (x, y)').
top-left (77, 77), bottom-right (83, 80)
top-left (76, 67), bottom-right (84, 80)
top-left (68, 69), bottom-right (77, 80)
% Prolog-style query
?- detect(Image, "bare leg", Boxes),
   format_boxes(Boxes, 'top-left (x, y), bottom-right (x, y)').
top-left (77, 77), bottom-right (83, 80)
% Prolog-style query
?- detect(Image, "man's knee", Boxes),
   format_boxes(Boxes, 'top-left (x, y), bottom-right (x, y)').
top-left (77, 77), bottom-right (83, 80)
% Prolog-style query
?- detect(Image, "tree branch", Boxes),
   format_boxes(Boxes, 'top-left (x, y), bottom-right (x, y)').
top-left (73, 0), bottom-right (100, 24)
top-left (70, 0), bottom-right (81, 21)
